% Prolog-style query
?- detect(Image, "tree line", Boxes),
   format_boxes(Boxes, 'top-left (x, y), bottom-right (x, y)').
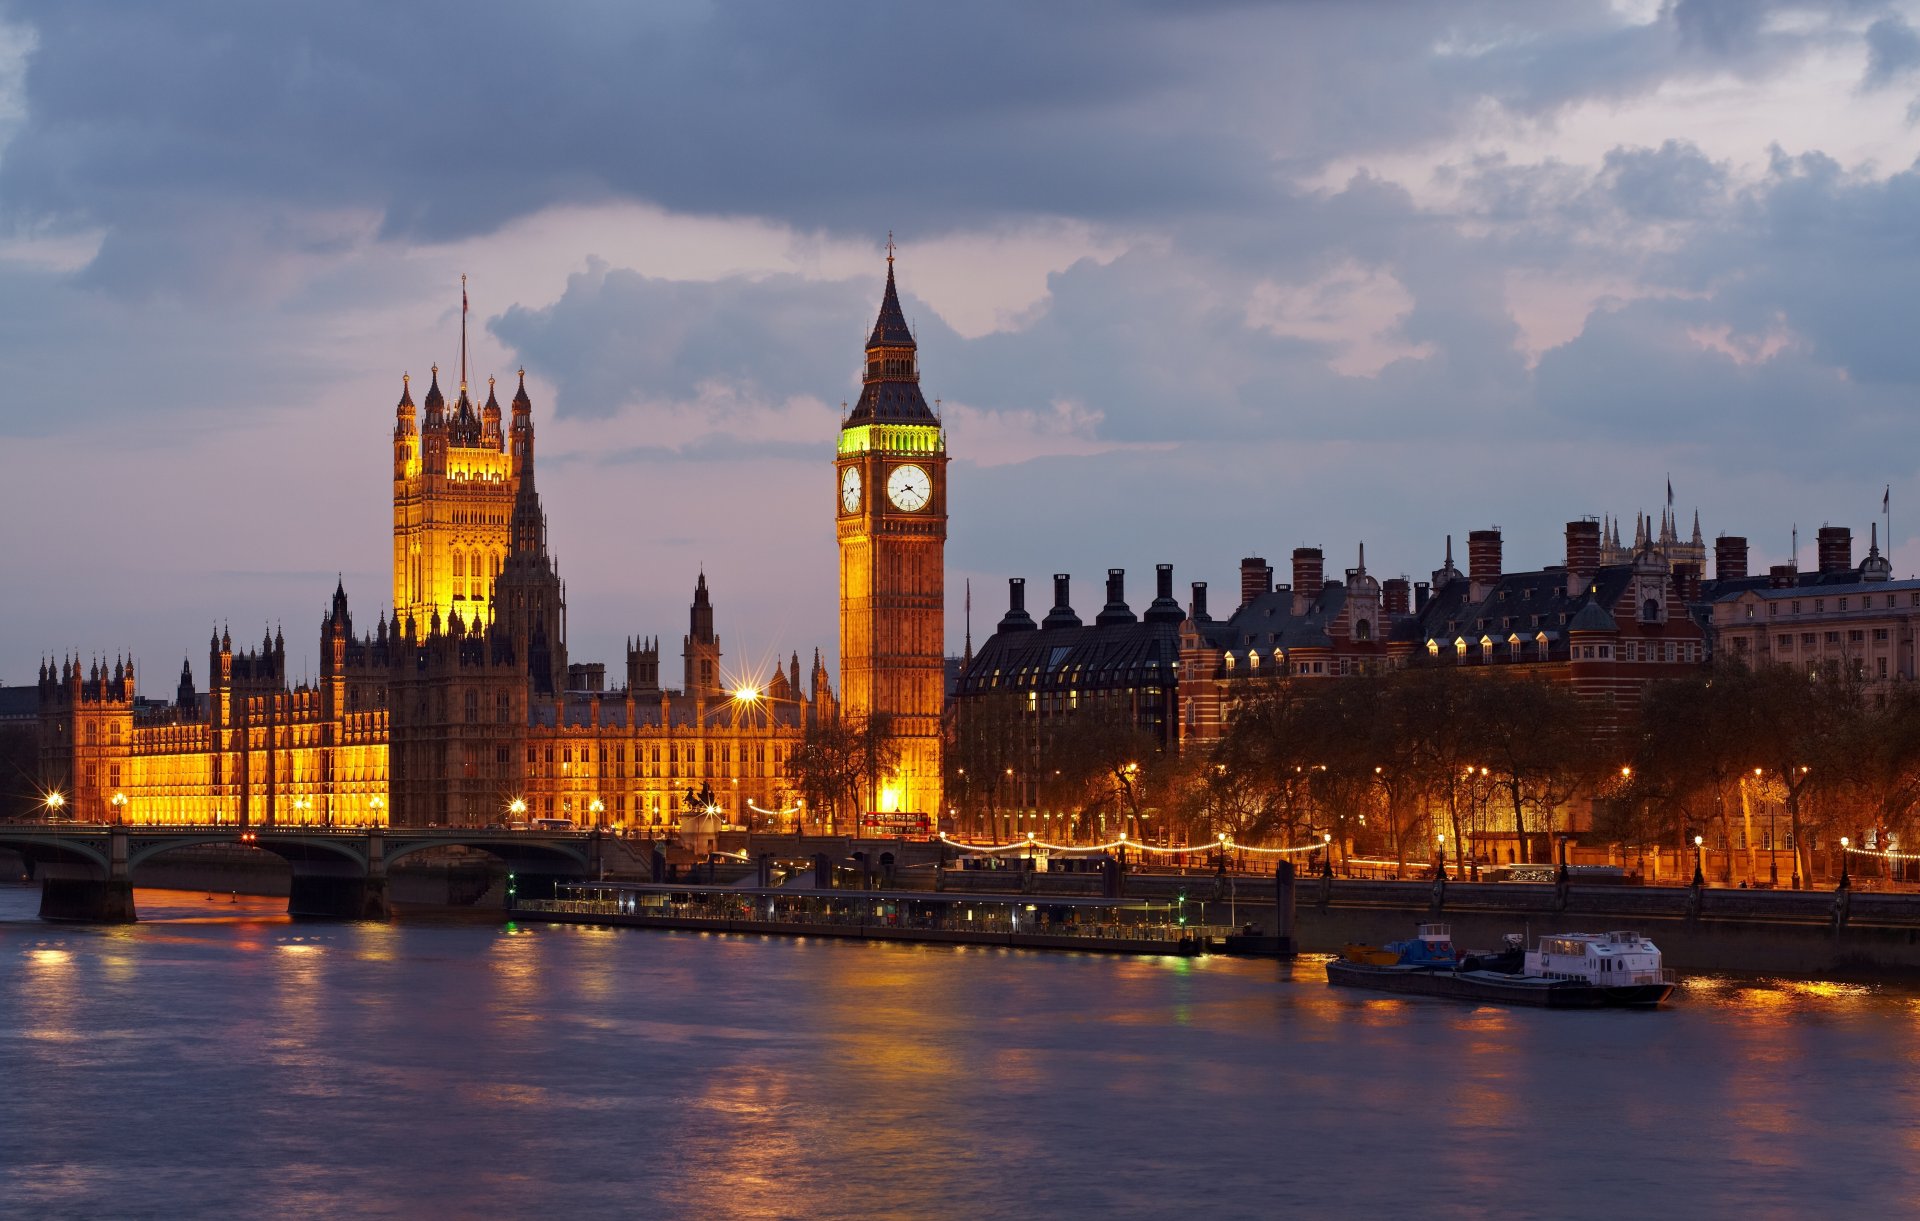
top-left (939, 659), bottom-right (1920, 884)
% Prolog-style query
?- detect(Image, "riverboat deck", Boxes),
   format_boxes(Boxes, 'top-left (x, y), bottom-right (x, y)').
top-left (513, 882), bottom-right (1228, 955)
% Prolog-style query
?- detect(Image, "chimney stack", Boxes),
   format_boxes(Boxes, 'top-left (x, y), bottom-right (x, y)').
top-left (1145, 563), bottom-right (1185, 624)
top-left (998, 577), bottom-right (1037, 632)
top-left (1768, 564), bottom-right (1797, 589)
top-left (1468, 528), bottom-right (1502, 595)
top-left (1414, 580), bottom-right (1431, 612)
top-left (1042, 574), bottom-right (1081, 630)
top-left (1565, 519), bottom-right (1600, 583)
top-left (1292, 547), bottom-right (1324, 606)
top-left (1190, 581), bottom-right (1209, 621)
top-left (1382, 577), bottom-right (1411, 617)
top-left (1715, 535), bottom-right (1749, 581)
top-left (1817, 525), bottom-right (1853, 575)
top-left (1240, 557), bottom-right (1272, 610)
top-left (1671, 562), bottom-right (1703, 606)
top-left (1096, 568), bottom-right (1137, 626)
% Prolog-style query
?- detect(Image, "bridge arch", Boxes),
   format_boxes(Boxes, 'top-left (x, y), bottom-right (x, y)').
top-left (0, 832), bottom-right (112, 879)
top-left (383, 836), bottom-right (593, 872)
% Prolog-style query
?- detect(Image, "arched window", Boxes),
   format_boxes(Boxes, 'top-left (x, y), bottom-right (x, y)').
top-left (1354, 619), bottom-right (1372, 642)
top-left (1641, 597), bottom-right (1660, 622)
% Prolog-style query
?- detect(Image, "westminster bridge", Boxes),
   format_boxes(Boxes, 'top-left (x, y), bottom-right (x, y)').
top-left (0, 823), bottom-right (606, 922)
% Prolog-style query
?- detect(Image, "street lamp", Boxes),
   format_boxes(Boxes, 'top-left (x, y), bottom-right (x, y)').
top-left (110, 791), bottom-right (127, 825)
top-left (589, 797), bottom-right (606, 829)
top-left (508, 797), bottom-right (527, 828)
top-left (1840, 836), bottom-right (1851, 890)
top-left (1693, 834), bottom-right (1706, 887)
top-left (44, 791), bottom-right (65, 821)
top-left (292, 796), bottom-right (312, 826)
top-left (1435, 831), bottom-right (1446, 879)
top-left (369, 795), bottom-right (385, 827)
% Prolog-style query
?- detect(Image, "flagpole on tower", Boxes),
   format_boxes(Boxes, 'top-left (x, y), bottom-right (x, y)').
top-left (1886, 484), bottom-right (1893, 573)
top-left (460, 274), bottom-right (469, 393)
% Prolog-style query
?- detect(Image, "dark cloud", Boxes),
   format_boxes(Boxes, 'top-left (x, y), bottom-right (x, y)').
top-left (4, 1), bottom-right (1920, 676)
top-left (490, 259), bottom-right (874, 418)
top-left (1864, 14), bottom-right (1920, 88)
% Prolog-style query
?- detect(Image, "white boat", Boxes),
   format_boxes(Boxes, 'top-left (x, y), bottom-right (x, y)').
top-left (1525, 931), bottom-right (1673, 998)
top-left (1327, 927), bottom-right (1676, 1008)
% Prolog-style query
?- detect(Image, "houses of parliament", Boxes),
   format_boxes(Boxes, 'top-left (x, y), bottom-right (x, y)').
top-left (31, 259), bottom-right (949, 830)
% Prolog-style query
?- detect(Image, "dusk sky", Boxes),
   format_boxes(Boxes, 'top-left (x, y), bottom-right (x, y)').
top-left (5, 1), bottom-right (1920, 689)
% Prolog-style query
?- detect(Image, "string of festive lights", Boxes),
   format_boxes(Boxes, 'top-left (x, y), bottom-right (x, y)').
top-left (1844, 843), bottom-right (1920, 861)
top-left (936, 832), bottom-right (1328, 856)
top-left (746, 802), bottom-right (802, 819)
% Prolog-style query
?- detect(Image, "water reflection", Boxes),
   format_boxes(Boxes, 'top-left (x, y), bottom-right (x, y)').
top-left (1, 888), bottom-right (1918, 1217)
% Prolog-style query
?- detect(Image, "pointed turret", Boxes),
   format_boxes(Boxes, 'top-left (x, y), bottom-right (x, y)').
top-left (395, 373), bottom-right (416, 432)
top-left (1691, 509), bottom-right (1704, 547)
top-left (846, 248), bottom-right (937, 425)
top-left (423, 365), bottom-right (446, 424)
top-left (482, 376), bottom-right (503, 449)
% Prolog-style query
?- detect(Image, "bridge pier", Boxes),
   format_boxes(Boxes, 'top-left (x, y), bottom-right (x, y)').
top-left (39, 826), bottom-right (137, 923)
top-left (39, 877), bottom-right (136, 923)
top-left (288, 874), bottom-right (389, 919)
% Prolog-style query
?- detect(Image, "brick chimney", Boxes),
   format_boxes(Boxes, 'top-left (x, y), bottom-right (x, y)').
top-left (1671, 562), bottom-right (1703, 606)
top-left (1565, 519), bottom-right (1600, 591)
top-left (1768, 564), bottom-right (1797, 589)
top-left (1292, 547), bottom-right (1324, 608)
top-left (1817, 526), bottom-right (1853, 575)
top-left (1468, 528), bottom-right (1502, 598)
top-left (1382, 577), bottom-right (1411, 616)
top-left (1715, 535), bottom-right (1748, 581)
top-left (1239, 557), bottom-right (1272, 610)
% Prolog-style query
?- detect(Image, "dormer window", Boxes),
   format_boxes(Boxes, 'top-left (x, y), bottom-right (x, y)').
top-left (1354, 619), bottom-right (1372, 642)
top-left (1641, 597), bottom-right (1660, 623)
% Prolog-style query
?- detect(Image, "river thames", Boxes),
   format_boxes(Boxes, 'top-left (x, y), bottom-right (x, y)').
top-left (2, 886), bottom-right (1916, 1219)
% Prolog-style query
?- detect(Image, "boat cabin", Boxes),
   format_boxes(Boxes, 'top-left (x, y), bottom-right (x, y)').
top-left (1524, 931), bottom-right (1666, 986)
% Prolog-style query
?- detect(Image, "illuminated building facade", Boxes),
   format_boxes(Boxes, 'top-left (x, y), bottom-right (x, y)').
top-left (836, 253), bottom-right (948, 821)
top-left (33, 288), bottom-right (874, 829)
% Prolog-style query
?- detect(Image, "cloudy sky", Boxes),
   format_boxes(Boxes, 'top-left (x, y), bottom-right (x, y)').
top-left (4, 0), bottom-right (1920, 688)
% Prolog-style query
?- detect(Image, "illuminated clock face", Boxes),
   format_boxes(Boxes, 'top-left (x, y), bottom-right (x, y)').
top-left (840, 466), bottom-right (862, 513)
top-left (887, 464), bottom-right (931, 512)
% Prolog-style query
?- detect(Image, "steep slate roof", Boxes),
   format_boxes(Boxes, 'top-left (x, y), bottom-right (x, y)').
top-left (1397, 560), bottom-right (1668, 662)
top-left (1195, 583), bottom-right (1349, 652)
top-left (956, 615), bottom-right (1182, 697)
top-left (846, 262), bottom-right (938, 426)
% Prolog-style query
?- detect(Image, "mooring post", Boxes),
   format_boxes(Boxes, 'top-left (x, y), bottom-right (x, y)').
top-left (1274, 860), bottom-right (1296, 955)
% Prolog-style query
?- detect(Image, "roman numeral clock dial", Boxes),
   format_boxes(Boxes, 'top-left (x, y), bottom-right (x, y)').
top-left (886, 463), bottom-right (930, 512)
top-left (841, 466), bottom-right (862, 513)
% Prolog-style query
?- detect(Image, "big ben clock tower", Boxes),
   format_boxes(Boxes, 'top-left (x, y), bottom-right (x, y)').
top-left (837, 247), bottom-right (947, 826)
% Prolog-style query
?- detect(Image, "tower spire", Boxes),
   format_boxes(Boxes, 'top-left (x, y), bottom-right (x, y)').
top-left (964, 577), bottom-right (972, 663)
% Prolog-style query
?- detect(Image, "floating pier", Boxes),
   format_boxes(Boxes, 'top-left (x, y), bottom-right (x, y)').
top-left (513, 881), bottom-right (1227, 955)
